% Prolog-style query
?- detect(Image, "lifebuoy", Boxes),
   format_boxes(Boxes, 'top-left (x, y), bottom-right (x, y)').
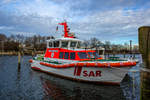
top-left (51, 52), bottom-right (54, 58)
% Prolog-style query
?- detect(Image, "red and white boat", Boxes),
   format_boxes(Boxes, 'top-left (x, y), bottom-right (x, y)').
top-left (29, 22), bottom-right (136, 85)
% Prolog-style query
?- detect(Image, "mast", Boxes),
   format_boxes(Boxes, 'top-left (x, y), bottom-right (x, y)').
top-left (59, 22), bottom-right (75, 38)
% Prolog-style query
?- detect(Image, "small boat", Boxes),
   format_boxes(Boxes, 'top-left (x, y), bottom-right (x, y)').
top-left (29, 21), bottom-right (136, 85)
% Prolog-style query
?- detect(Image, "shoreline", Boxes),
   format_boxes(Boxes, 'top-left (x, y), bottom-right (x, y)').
top-left (0, 51), bottom-right (45, 56)
top-left (0, 51), bottom-right (140, 56)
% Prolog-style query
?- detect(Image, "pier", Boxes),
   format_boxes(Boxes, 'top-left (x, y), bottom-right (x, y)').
top-left (138, 26), bottom-right (150, 100)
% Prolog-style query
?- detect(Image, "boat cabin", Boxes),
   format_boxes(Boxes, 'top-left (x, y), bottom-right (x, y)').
top-left (44, 37), bottom-right (102, 61)
top-left (44, 21), bottom-right (103, 61)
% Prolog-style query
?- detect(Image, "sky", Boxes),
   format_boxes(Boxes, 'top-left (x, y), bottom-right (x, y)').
top-left (0, 0), bottom-right (150, 44)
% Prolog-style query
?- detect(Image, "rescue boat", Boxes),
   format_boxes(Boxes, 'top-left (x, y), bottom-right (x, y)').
top-left (29, 21), bottom-right (136, 85)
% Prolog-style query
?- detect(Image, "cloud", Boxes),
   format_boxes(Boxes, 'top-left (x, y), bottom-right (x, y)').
top-left (0, 0), bottom-right (150, 44)
top-left (1, 0), bottom-right (12, 4)
top-left (69, 8), bottom-right (150, 42)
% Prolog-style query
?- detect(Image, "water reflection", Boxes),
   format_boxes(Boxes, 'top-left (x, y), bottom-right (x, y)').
top-left (40, 75), bottom-right (125, 100)
top-left (17, 64), bottom-right (21, 80)
top-left (41, 77), bottom-right (67, 100)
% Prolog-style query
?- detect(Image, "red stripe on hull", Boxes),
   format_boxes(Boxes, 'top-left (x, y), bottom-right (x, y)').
top-left (32, 66), bottom-right (41, 70)
top-left (39, 60), bottom-right (136, 68)
top-left (74, 66), bottom-right (77, 75)
top-left (76, 67), bottom-right (82, 76)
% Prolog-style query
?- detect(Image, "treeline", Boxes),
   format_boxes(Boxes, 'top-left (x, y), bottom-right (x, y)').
top-left (82, 38), bottom-right (139, 54)
top-left (0, 33), bottom-right (54, 52)
top-left (0, 33), bottom-right (139, 54)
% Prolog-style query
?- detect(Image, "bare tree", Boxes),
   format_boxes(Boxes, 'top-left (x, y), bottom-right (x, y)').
top-left (90, 37), bottom-right (103, 48)
top-left (0, 33), bottom-right (7, 41)
top-left (104, 41), bottom-right (111, 50)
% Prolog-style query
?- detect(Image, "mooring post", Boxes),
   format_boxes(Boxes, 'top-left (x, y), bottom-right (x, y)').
top-left (18, 44), bottom-right (21, 67)
top-left (108, 53), bottom-right (110, 59)
top-left (133, 53), bottom-right (135, 59)
top-left (130, 40), bottom-right (132, 58)
top-left (132, 71), bottom-right (136, 98)
top-left (138, 26), bottom-right (150, 100)
top-left (34, 48), bottom-right (36, 56)
top-left (113, 51), bottom-right (115, 57)
top-left (123, 51), bottom-right (126, 58)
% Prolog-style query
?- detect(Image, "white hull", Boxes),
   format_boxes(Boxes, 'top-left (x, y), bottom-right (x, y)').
top-left (31, 60), bottom-right (131, 85)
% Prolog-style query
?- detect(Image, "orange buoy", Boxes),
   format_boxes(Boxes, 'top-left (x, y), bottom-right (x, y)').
top-left (86, 62), bottom-right (95, 67)
top-left (110, 62), bottom-right (121, 67)
top-left (76, 62), bottom-right (85, 67)
top-left (68, 63), bottom-right (75, 67)
top-left (97, 63), bottom-right (105, 67)
top-left (29, 59), bottom-right (33, 63)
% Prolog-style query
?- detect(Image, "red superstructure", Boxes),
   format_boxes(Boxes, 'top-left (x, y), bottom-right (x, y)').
top-left (44, 48), bottom-right (101, 61)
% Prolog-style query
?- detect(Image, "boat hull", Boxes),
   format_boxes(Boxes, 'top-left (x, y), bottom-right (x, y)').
top-left (31, 60), bottom-right (131, 85)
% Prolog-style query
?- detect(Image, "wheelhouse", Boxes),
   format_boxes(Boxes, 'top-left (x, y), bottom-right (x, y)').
top-left (44, 38), bottom-right (102, 61)
top-left (47, 38), bottom-right (82, 49)
top-left (44, 21), bottom-right (103, 61)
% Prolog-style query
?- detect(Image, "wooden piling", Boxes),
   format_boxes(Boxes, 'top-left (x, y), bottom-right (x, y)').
top-left (133, 53), bottom-right (135, 59)
top-left (32, 48), bottom-right (36, 57)
top-left (123, 51), bottom-right (126, 58)
top-left (18, 44), bottom-right (21, 67)
top-left (130, 40), bottom-right (132, 58)
top-left (138, 26), bottom-right (150, 100)
top-left (113, 51), bottom-right (115, 57)
top-left (108, 53), bottom-right (110, 58)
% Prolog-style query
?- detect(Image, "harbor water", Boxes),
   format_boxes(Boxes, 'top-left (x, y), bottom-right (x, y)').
top-left (0, 55), bottom-right (141, 100)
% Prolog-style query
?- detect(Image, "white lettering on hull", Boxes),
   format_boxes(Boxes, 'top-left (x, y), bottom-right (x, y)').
top-left (74, 66), bottom-right (102, 77)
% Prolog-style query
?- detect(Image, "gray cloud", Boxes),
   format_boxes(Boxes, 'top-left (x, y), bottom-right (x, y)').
top-left (0, 0), bottom-right (150, 44)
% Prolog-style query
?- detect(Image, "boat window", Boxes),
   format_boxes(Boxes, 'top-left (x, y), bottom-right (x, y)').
top-left (59, 52), bottom-right (64, 59)
top-left (88, 52), bottom-right (95, 58)
top-left (70, 52), bottom-right (75, 60)
top-left (61, 41), bottom-right (68, 48)
top-left (49, 42), bottom-right (52, 47)
top-left (93, 52), bottom-right (100, 58)
top-left (54, 41), bottom-right (59, 47)
top-left (77, 42), bottom-right (81, 48)
top-left (98, 50), bottom-right (104, 55)
top-left (78, 52), bottom-right (88, 59)
top-left (70, 41), bottom-right (77, 47)
top-left (64, 52), bottom-right (69, 59)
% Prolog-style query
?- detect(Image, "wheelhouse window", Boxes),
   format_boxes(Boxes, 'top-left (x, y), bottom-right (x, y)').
top-left (70, 52), bottom-right (75, 60)
top-left (70, 41), bottom-right (77, 48)
top-left (61, 41), bottom-right (68, 48)
top-left (88, 52), bottom-right (95, 58)
top-left (49, 42), bottom-right (53, 47)
top-left (64, 52), bottom-right (69, 59)
top-left (59, 52), bottom-right (64, 59)
top-left (78, 52), bottom-right (88, 59)
top-left (98, 50), bottom-right (104, 55)
top-left (93, 52), bottom-right (100, 58)
top-left (54, 41), bottom-right (59, 47)
top-left (77, 42), bottom-right (81, 48)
